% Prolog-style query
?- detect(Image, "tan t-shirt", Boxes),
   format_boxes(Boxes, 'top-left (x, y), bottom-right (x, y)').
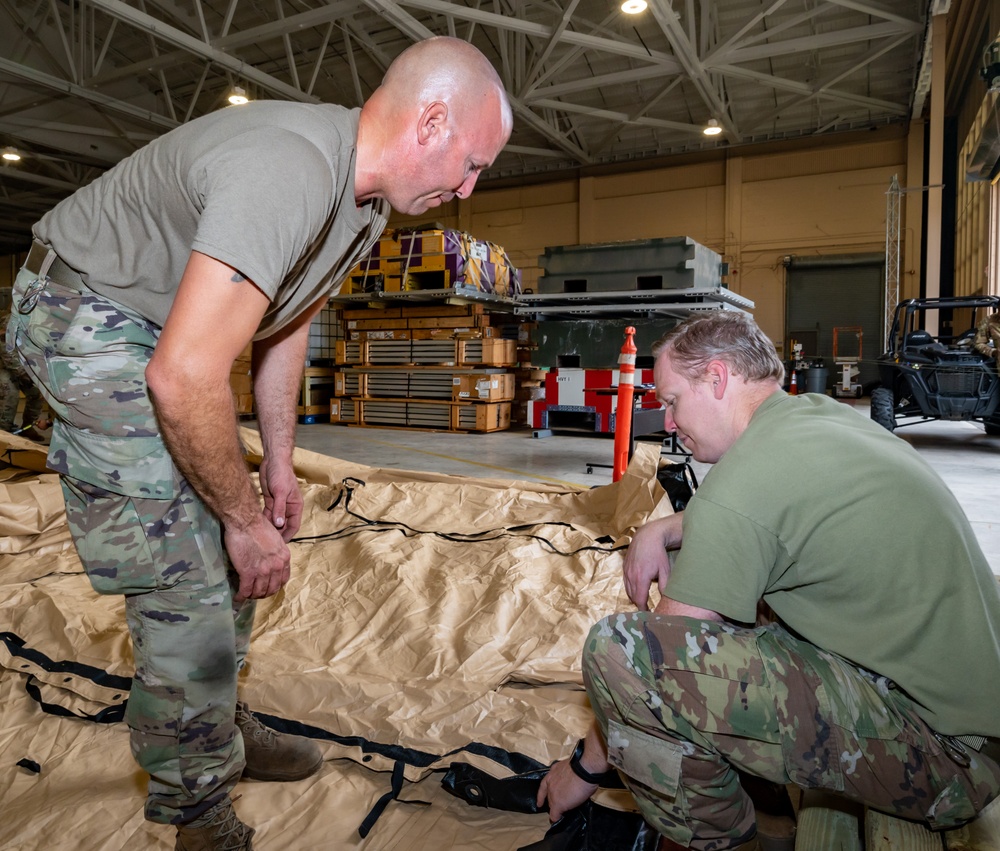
top-left (34, 102), bottom-right (388, 338)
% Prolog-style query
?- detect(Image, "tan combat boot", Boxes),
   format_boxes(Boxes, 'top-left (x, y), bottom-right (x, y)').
top-left (658, 836), bottom-right (762, 850)
top-left (235, 701), bottom-right (323, 782)
top-left (175, 796), bottom-right (254, 851)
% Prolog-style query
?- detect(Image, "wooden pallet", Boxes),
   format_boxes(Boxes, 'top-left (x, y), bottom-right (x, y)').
top-left (793, 792), bottom-right (1000, 850)
top-left (334, 367), bottom-right (515, 402)
top-left (335, 338), bottom-right (516, 367)
top-left (329, 397), bottom-right (511, 433)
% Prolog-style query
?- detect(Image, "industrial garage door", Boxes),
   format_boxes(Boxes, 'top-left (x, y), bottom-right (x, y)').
top-left (785, 254), bottom-right (884, 392)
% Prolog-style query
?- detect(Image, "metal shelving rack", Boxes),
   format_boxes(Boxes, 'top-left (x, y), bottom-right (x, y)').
top-left (512, 286), bottom-right (754, 320)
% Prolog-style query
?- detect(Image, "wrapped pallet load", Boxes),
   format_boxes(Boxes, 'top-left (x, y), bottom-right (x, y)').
top-left (346, 225), bottom-right (521, 296)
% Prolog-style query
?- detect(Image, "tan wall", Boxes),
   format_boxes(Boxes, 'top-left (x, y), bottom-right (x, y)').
top-left (392, 127), bottom-right (913, 346)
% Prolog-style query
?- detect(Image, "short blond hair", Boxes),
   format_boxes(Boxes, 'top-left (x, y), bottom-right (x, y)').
top-left (653, 312), bottom-right (785, 384)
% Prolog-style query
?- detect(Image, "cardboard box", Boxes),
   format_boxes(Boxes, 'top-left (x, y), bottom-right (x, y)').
top-left (452, 373), bottom-right (515, 402)
top-left (234, 393), bottom-right (254, 415)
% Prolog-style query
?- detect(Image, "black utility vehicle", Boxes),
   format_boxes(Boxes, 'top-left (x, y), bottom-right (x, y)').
top-left (871, 295), bottom-right (1000, 434)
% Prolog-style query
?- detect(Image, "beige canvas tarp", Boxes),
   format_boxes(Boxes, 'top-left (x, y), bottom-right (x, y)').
top-left (0, 429), bottom-right (672, 850)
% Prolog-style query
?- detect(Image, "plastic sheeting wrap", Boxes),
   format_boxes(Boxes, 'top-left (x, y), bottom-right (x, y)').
top-left (0, 429), bottom-right (671, 850)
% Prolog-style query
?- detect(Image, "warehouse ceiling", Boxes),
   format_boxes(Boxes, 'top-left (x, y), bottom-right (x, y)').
top-left (0, 0), bottom-right (931, 253)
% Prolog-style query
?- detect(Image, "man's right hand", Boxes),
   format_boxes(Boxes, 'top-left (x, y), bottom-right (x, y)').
top-left (623, 513), bottom-right (684, 610)
top-left (224, 515), bottom-right (292, 602)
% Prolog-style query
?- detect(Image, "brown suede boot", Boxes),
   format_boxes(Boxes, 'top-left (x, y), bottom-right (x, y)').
top-left (657, 837), bottom-right (761, 850)
top-left (175, 797), bottom-right (254, 851)
top-left (235, 702), bottom-right (323, 782)
top-left (756, 811), bottom-right (796, 851)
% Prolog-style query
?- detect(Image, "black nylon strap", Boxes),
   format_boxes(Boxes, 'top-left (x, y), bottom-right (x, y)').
top-left (357, 759), bottom-right (433, 838)
top-left (24, 674), bottom-right (127, 724)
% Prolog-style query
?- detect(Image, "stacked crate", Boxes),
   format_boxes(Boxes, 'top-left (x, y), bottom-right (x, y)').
top-left (230, 345), bottom-right (254, 416)
top-left (330, 303), bottom-right (518, 432)
top-left (343, 226), bottom-right (521, 296)
top-left (297, 367), bottom-right (338, 423)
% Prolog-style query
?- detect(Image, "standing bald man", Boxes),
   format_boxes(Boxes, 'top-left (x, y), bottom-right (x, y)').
top-left (6, 36), bottom-right (511, 850)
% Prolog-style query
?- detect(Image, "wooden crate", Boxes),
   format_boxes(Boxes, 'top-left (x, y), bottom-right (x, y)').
top-left (335, 340), bottom-right (366, 364)
top-left (329, 397), bottom-right (359, 424)
top-left (453, 402), bottom-right (511, 432)
top-left (298, 367), bottom-right (337, 413)
top-left (458, 338), bottom-right (516, 366)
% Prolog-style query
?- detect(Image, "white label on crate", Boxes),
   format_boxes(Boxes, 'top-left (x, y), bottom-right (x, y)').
top-left (471, 242), bottom-right (489, 262)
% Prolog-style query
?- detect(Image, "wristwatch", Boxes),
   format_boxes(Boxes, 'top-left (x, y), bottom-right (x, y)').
top-left (568, 738), bottom-right (618, 785)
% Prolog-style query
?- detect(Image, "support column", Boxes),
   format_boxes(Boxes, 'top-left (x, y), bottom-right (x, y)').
top-left (904, 120), bottom-right (926, 304)
top-left (724, 155), bottom-right (743, 295)
top-left (925, 12), bottom-right (947, 334)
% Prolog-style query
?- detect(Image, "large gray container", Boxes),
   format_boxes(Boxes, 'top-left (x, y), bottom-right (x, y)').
top-left (804, 366), bottom-right (828, 394)
top-left (537, 236), bottom-right (725, 294)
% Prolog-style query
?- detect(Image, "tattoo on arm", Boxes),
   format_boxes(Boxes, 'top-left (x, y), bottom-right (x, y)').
top-left (231, 272), bottom-right (246, 283)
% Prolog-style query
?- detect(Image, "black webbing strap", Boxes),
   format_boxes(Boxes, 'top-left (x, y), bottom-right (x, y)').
top-left (357, 759), bottom-right (431, 838)
top-left (3, 631), bottom-right (549, 838)
top-left (23, 674), bottom-right (127, 723)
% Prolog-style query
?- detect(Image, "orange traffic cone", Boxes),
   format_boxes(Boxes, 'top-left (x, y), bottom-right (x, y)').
top-left (789, 371), bottom-right (798, 395)
top-left (612, 326), bottom-right (637, 482)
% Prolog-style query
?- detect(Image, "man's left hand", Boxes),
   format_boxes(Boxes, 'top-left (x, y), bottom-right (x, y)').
top-left (259, 459), bottom-right (304, 542)
top-left (536, 758), bottom-right (598, 822)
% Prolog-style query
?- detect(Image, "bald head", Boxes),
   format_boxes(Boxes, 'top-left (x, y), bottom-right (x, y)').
top-left (383, 37), bottom-right (511, 121)
top-left (355, 37), bottom-right (513, 214)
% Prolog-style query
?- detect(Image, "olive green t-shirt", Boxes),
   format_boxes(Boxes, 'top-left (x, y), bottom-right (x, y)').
top-left (668, 392), bottom-right (1000, 737)
top-left (34, 101), bottom-right (387, 338)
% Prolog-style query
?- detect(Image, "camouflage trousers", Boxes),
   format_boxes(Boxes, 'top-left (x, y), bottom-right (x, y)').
top-left (0, 325), bottom-right (44, 432)
top-left (584, 613), bottom-right (1000, 851)
top-left (8, 262), bottom-right (256, 824)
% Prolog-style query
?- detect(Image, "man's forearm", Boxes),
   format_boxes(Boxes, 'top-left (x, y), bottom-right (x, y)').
top-left (251, 341), bottom-right (303, 465)
top-left (251, 303), bottom-right (322, 463)
top-left (151, 375), bottom-right (261, 529)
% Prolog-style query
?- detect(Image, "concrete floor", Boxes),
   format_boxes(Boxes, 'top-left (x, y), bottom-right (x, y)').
top-left (267, 397), bottom-right (1000, 575)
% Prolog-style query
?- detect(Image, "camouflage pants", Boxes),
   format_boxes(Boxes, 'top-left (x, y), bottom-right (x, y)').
top-left (0, 328), bottom-right (44, 432)
top-left (584, 613), bottom-right (1000, 851)
top-left (8, 263), bottom-right (256, 824)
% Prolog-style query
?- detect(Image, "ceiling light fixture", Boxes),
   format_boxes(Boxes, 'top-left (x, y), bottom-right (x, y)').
top-left (2, 146), bottom-right (21, 162)
top-left (703, 118), bottom-right (723, 136)
top-left (228, 86), bottom-right (249, 105)
top-left (621, 0), bottom-right (647, 13)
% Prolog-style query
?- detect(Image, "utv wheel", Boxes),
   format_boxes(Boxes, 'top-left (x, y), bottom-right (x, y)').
top-left (986, 419), bottom-right (1000, 436)
top-left (870, 387), bottom-right (896, 432)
